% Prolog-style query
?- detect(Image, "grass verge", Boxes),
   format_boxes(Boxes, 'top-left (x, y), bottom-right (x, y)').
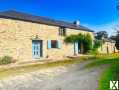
top-left (99, 64), bottom-right (119, 90)
top-left (85, 55), bottom-right (119, 90)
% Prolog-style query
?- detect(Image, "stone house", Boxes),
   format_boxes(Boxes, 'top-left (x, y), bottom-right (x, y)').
top-left (0, 10), bottom-right (94, 62)
top-left (98, 39), bottom-right (118, 54)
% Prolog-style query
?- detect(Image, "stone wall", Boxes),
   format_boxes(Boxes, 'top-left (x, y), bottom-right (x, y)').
top-left (0, 18), bottom-right (94, 62)
top-left (98, 41), bottom-right (118, 54)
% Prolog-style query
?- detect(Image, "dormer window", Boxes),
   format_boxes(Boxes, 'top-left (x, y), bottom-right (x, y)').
top-left (59, 27), bottom-right (66, 36)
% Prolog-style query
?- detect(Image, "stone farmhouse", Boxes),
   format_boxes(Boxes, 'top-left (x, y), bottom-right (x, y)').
top-left (0, 10), bottom-right (117, 62)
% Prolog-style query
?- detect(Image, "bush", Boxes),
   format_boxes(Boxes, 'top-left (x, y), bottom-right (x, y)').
top-left (64, 33), bottom-right (93, 53)
top-left (93, 39), bottom-right (103, 51)
top-left (0, 56), bottom-right (12, 65)
top-left (83, 33), bottom-right (93, 53)
top-left (64, 34), bottom-right (79, 43)
top-left (87, 50), bottom-right (99, 55)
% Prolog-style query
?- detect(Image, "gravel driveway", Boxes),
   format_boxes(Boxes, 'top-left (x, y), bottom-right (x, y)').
top-left (0, 61), bottom-right (106, 90)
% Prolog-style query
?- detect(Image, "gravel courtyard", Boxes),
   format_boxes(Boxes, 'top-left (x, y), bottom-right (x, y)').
top-left (0, 61), bottom-right (105, 90)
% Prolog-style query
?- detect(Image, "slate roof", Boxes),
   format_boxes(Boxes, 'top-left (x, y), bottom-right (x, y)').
top-left (0, 10), bottom-right (93, 32)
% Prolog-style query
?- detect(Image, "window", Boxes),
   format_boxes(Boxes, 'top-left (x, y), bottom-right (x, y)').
top-left (51, 40), bottom-right (58, 48)
top-left (47, 40), bottom-right (61, 49)
top-left (59, 27), bottom-right (66, 36)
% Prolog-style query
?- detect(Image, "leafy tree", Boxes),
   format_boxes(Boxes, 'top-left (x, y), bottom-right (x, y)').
top-left (93, 39), bottom-right (103, 50)
top-left (110, 30), bottom-right (119, 50)
top-left (64, 33), bottom-right (93, 53)
top-left (95, 31), bottom-right (108, 40)
top-left (83, 33), bottom-right (93, 53)
top-left (115, 31), bottom-right (119, 50)
top-left (77, 33), bottom-right (85, 42)
top-left (64, 34), bottom-right (79, 43)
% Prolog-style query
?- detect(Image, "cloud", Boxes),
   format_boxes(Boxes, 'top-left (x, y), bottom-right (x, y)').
top-left (83, 20), bottom-right (119, 36)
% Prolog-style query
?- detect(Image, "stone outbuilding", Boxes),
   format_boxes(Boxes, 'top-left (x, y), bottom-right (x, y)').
top-left (98, 39), bottom-right (118, 54)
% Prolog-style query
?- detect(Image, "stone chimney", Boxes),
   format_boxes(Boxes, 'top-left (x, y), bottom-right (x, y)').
top-left (74, 20), bottom-right (80, 26)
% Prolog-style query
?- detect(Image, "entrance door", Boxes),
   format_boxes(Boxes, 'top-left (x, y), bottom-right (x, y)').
top-left (32, 40), bottom-right (42, 58)
top-left (74, 42), bottom-right (79, 55)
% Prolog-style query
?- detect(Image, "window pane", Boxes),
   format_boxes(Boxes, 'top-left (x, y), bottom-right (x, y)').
top-left (59, 27), bottom-right (66, 36)
top-left (51, 40), bottom-right (57, 48)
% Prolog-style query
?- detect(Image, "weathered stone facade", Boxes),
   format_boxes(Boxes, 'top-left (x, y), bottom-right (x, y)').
top-left (0, 18), bottom-right (93, 62)
top-left (98, 41), bottom-right (118, 54)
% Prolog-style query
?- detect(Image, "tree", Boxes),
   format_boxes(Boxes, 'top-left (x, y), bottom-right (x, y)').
top-left (115, 31), bottom-right (119, 50)
top-left (83, 33), bottom-right (93, 53)
top-left (64, 34), bottom-right (79, 43)
top-left (95, 31), bottom-right (108, 40)
top-left (64, 33), bottom-right (93, 53)
top-left (93, 39), bottom-right (103, 50)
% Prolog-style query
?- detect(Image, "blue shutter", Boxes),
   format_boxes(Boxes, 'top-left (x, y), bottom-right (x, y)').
top-left (57, 40), bottom-right (61, 49)
top-left (48, 40), bottom-right (51, 49)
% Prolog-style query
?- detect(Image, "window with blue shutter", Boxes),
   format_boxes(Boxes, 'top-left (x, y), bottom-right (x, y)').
top-left (47, 40), bottom-right (61, 49)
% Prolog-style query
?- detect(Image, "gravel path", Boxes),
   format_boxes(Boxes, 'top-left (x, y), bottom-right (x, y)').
top-left (0, 61), bottom-right (106, 90)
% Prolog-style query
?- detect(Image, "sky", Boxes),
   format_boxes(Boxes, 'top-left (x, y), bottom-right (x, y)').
top-left (0, 0), bottom-right (119, 36)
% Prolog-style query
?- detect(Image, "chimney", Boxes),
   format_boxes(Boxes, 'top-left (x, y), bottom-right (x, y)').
top-left (74, 20), bottom-right (80, 26)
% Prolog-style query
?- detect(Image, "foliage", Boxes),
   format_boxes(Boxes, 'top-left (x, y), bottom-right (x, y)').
top-left (83, 33), bottom-right (93, 53)
top-left (114, 31), bottom-right (119, 50)
top-left (95, 31), bottom-right (108, 40)
top-left (87, 50), bottom-right (99, 55)
top-left (64, 34), bottom-right (79, 43)
top-left (0, 56), bottom-right (12, 65)
top-left (115, 40), bottom-right (119, 50)
top-left (77, 33), bottom-right (85, 42)
top-left (93, 39), bottom-right (103, 50)
top-left (99, 64), bottom-right (119, 90)
top-left (85, 55), bottom-right (119, 90)
top-left (64, 33), bottom-right (93, 53)
top-left (64, 33), bottom-right (85, 43)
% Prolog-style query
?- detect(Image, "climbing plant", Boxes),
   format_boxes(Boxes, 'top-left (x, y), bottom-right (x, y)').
top-left (64, 33), bottom-right (93, 53)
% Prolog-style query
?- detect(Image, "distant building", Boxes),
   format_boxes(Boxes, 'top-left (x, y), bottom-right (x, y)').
top-left (98, 39), bottom-right (118, 54)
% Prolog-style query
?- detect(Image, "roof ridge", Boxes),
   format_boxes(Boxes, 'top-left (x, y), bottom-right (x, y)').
top-left (0, 10), bottom-right (94, 32)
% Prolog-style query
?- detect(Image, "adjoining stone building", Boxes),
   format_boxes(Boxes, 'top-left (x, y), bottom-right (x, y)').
top-left (0, 10), bottom-right (94, 62)
top-left (98, 39), bottom-right (118, 54)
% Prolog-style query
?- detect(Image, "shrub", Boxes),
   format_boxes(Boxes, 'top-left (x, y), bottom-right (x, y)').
top-left (83, 33), bottom-right (93, 53)
top-left (0, 56), bottom-right (12, 65)
top-left (87, 50), bottom-right (99, 55)
top-left (64, 34), bottom-right (79, 43)
top-left (64, 33), bottom-right (93, 53)
top-left (93, 39), bottom-right (103, 51)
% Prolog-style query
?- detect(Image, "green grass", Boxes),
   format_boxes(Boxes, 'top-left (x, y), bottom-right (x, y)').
top-left (85, 55), bottom-right (119, 90)
top-left (0, 57), bottom-right (91, 79)
top-left (85, 57), bottom-right (119, 68)
top-left (99, 64), bottom-right (119, 90)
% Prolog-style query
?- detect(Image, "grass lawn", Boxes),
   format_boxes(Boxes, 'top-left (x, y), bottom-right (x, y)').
top-left (0, 56), bottom-right (91, 79)
top-left (85, 55), bottom-right (119, 90)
